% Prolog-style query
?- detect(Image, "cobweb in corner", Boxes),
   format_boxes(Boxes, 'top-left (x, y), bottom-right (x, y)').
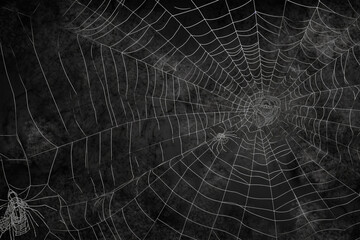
top-left (0, 0), bottom-right (360, 239)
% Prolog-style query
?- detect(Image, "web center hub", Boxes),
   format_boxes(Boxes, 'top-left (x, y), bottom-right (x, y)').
top-left (252, 95), bottom-right (281, 128)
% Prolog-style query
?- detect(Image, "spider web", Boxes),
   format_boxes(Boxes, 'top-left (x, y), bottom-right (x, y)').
top-left (0, 0), bottom-right (360, 239)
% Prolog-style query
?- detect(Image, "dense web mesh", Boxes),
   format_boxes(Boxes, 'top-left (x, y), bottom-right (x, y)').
top-left (0, 0), bottom-right (360, 239)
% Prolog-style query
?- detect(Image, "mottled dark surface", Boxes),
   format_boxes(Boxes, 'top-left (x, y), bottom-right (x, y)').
top-left (0, 0), bottom-right (360, 239)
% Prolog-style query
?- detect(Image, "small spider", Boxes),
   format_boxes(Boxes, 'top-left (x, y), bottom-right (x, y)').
top-left (0, 190), bottom-right (44, 240)
top-left (208, 127), bottom-right (239, 154)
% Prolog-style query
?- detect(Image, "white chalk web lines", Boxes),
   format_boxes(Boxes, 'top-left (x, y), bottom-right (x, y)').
top-left (0, 0), bottom-right (360, 239)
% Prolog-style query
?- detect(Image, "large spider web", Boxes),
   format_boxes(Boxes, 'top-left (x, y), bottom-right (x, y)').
top-left (0, 0), bottom-right (360, 239)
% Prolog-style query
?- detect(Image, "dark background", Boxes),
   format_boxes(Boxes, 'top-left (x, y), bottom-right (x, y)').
top-left (0, 0), bottom-right (360, 239)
